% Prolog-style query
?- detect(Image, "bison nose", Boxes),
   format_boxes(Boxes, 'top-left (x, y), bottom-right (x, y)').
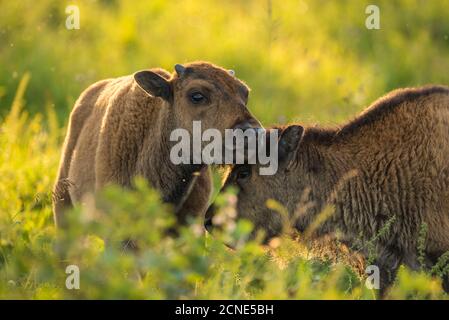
top-left (233, 120), bottom-right (265, 136)
top-left (233, 121), bottom-right (253, 130)
top-left (204, 204), bottom-right (216, 233)
top-left (234, 119), bottom-right (262, 131)
top-left (204, 216), bottom-right (213, 233)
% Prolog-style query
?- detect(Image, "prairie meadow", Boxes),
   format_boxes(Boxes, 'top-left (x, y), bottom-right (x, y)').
top-left (0, 0), bottom-right (448, 299)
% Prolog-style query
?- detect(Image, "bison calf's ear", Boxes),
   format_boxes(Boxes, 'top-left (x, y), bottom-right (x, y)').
top-left (134, 70), bottom-right (172, 101)
top-left (174, 64), bottom-right (186, 77)
top-left (278, 125), bottom-right (304, 169)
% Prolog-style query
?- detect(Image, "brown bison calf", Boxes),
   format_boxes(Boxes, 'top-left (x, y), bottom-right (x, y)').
top-left (206, 85), bottom-right (449, 295)
top-left (53, 61), bottom-right (260, 228)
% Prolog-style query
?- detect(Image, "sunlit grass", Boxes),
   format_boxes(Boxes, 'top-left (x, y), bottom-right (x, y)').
top-left (0, 92), bottom-right (447, 298)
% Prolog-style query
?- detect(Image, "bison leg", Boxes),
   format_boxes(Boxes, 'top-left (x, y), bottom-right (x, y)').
top-left (372, 247), bottom-right (402, 299)
top-left (443, 273), bottom-right (449, 293)
top-left (52, 178), bottom-right (73, 229)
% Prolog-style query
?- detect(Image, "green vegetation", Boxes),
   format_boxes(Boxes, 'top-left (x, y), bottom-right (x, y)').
top-left (0, 0), bottom-right (448, 299)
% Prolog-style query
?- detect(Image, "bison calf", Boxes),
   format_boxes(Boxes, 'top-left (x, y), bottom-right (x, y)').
top-left (53, 61), bottom-right (260, 228)
top-left (206, 85), bottom-right (449, 296)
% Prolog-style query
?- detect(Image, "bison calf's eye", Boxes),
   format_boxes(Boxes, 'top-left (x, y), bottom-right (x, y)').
top-left (236, 166), bottom-right (252, 183)
top-left (190, 92), bottom-right (206, 104)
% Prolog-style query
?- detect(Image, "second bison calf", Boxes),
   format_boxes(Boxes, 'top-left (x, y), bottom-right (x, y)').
top-left (206, 85), bottom-right (449, 296)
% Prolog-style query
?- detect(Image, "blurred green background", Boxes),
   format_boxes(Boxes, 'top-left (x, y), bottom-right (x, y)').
top-left (1, 0), bottom-right (448, 125)
top-left (0, 0), bottom-right (449, 299)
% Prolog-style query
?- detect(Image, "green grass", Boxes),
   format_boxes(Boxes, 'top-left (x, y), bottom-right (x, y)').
top-left (0, 0), bottom-right (448, 299)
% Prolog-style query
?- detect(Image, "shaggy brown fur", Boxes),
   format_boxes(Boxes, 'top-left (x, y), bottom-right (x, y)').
top-left (53, 61), bottom-right (260, 228)
top-left (207, 85), bottom-right (449, 296)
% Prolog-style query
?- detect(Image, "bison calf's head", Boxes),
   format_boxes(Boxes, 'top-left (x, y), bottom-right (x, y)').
top-left (205, 125), bottom-right (308, 243)
top-left (134, 61), bottom-right (261, 148)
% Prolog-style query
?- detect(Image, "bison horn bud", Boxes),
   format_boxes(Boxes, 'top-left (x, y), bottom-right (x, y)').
top-left (228, 69), bottom-right (235, 76)
top-left (175, 64), bottom-right (186, 76)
